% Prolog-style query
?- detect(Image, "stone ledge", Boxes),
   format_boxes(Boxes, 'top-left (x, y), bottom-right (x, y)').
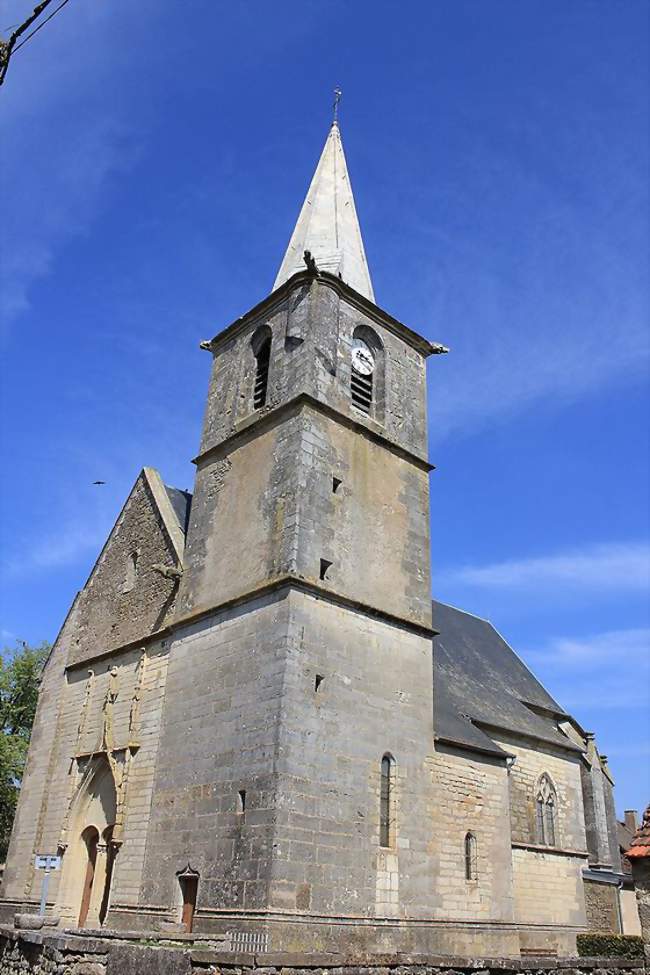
top-left (1, 930), bottom-right (646, 974)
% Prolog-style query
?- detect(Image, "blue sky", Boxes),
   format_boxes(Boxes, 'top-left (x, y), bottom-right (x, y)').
top-left (1, 0), bottom-right (648, 815)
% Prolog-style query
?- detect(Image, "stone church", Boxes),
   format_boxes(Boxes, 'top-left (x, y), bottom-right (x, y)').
top-left (0, 122), bottom-right (633, 956)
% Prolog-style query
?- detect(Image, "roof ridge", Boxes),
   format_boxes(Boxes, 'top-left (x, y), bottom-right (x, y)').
top-left (432, 598), bottom-right (491, 625)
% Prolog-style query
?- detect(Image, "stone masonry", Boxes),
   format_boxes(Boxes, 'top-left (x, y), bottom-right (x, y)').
top-left (0, 121), bottom-right (636, 959)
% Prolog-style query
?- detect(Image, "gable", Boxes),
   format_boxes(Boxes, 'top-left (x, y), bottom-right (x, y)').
top-left (67, 468), bottom-right (185, 667)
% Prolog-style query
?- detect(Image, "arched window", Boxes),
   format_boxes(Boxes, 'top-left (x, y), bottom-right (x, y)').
top-left (464, 831), bottom-right (478, 881)
top-left (536, 774), bottom-right (557, 846)
top-left (380, 753), bottom-right (395, 848)
top-left (350, 325), bottom-right (383, 418)
top-left (251, 326), bottom-right (272, 409)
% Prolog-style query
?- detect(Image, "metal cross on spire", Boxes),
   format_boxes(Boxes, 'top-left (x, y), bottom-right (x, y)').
top-left (332, 87), bottom-right (342, 125)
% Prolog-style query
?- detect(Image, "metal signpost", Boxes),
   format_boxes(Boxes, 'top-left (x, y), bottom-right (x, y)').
top-left (34, 854), bottom-right (61, 916)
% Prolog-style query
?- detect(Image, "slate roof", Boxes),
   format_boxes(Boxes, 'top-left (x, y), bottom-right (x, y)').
top-left (432, 599), bottom-right (583, 758)
top-left (164, 485), bottom-right (192, 535)
top-left (163, 485), bottom-right (581, 760)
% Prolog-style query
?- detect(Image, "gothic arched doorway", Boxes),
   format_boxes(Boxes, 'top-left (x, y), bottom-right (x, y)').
top-left (58, 756), bottom-right (118, 928)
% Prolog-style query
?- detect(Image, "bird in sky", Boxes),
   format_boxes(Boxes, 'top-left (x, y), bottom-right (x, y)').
top-left (92, 480), bottom-right (106, 485)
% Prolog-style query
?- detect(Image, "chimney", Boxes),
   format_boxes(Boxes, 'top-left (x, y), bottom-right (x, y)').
top-left (625, 810), bottom-right (638, 833)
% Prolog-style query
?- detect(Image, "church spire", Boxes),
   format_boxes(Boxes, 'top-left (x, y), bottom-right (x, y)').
top-left (273, 119), bottom-right (375, 302)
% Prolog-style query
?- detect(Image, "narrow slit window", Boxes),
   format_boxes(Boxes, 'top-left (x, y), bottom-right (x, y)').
top-left (544, 797), bottom-right (556, 846)
top-left (464, 832), bottom-right (478, 881)
top-left (237, 789), bottom-right (246, 816)
top-left (332, 477), bottom-right (342, 494)
top-left (536, 797), bottom-right (545, 843)
top-left (253, 335), bottom-right (271, 409)
top-left (314, 674), bottom-right (324, 693)
top-left (122, 550), bottom-right (138, 594)
top-left (319, 559), bottom-right (332, 581)
top-left (380, 754), bottom-right (394, 847)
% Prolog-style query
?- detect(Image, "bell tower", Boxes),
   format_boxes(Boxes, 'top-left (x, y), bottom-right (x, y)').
top-left (140, 119), bottom-right (447, 949)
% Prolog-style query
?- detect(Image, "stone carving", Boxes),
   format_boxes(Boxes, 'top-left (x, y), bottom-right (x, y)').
top-left (128, 648), bottom-right (147, 747)
top-left (151, 563), bottom-right (183, 580)
top-left (76, 669), bottom-right (95, 752)
top-left (101, 667), bottom-right (119, 753)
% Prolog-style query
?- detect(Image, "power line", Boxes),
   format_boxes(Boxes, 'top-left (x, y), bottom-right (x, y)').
top-left (0, 0), bottom-right (72, 87)
top-left (13, 0), bottom-right (71, 54)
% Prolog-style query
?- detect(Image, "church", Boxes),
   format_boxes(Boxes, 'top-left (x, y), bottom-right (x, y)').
top-left (0, 121), bottom-right (632, 957)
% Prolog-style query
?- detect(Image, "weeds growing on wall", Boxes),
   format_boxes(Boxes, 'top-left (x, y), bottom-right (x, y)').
top-left (577, 933), bottom-right (645, 958)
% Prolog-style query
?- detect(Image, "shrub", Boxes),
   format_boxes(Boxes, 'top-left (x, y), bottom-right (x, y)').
top-left (576, 932), bottom-right (645, 958)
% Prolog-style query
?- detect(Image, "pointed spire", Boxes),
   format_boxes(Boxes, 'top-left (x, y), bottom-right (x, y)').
top-left (273, 121), bottom-right (375, 301)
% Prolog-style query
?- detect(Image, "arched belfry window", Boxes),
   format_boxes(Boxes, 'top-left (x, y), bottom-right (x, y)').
top-left (251, 325), bottom-right (272, 409)
top-left (535, 774), bottom-right (557, 847)
top-left (464, 831), bottom-right (478, 881)
top-left (380, 753), bottom-right (395, 848)
top-left (350, 325), bottom-right (383, 418)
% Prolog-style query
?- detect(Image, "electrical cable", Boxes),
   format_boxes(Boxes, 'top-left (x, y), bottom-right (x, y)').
top-left (12, 0), bottom-right (71, 54)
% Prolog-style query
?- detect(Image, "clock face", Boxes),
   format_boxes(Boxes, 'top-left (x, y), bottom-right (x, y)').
top-left (351, 338), bottom-right (375, 376)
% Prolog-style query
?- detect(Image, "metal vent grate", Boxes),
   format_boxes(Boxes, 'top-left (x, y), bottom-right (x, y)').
top-left (351, 371), bottom-right (373, 414)
top-left (228, 930), bottom-right (270, 952)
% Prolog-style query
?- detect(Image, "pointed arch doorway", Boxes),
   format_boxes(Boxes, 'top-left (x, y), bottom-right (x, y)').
top-left (59, 756), bottom-right (118, 928)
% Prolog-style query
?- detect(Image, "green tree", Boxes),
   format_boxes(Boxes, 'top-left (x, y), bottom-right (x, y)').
top-left (0, 640), bottom-right (50, 861)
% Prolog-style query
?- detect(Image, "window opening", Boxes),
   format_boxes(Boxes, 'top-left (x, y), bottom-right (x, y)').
top-left (332, 477), bottom-right (342, 494)
top-left (536, 774), bottom-right (557, 846)
top-left (319, 559), bottom-right (332, 581)
top-left (237, 789), bottom-right (246, 816)
top-left (380, 754), bottom-right (394, 847)
top-left (351, 370), bottom-right (373, 414)
top-left (314, 674), bottom-right (324, 693)
top-left (122, 550), bottom-right (138, 594)
top-left (253, 336), bottom-right (271, 409)
top-left (464, 832), bottom-right (478, 881)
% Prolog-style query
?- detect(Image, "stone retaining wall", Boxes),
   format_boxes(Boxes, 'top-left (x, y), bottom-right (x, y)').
top-left (0, 929), bottom-right (646, 975)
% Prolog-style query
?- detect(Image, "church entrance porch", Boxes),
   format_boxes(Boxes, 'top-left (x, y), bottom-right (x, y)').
top-left (57, 756), bottom-right (118, 929)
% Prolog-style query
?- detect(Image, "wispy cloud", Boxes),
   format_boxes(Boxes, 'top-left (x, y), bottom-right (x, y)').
top-left (402, 125), bottom-right (650, 440)
top-left (1, 3), bottom-right (145, 328)
top-left (525, 627), bottom-right (650, 711)
top-left (0, 519), bottom-right (107, 582)
top-left (528, 627), bottom-right (650, 667)
top-left (1, 115), bottom-right (139, 326)
top-left (447, 541), bottom-right (650, 591)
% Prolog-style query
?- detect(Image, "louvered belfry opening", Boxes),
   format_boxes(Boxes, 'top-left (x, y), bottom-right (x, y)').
top-left (351, 368), bottom-right (373, 414)
top-left (253, 335), bottom-right (271, 409)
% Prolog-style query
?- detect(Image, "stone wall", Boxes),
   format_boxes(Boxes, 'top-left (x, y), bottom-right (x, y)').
top-left (198, 275), bottom-right (430, 464)
top-left (428, 744), bottom-right (514, 923)
top-left (1, 467), bottom-right (181, 920)
top-left (0, 929), bottom-right (646, 975)
top-left (496, 734), bottom-right (587, 853)
top-left (630, 859), bottom-right (650, 959)
top-left (584, 881), bottom-right (620, 934)
top-left (67, 469), bottom-right (182, 668)
top-left (488, 734), bottom-right (588, 946)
